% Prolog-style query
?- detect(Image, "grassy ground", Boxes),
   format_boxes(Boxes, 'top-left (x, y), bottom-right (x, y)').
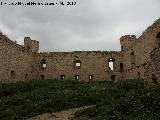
top-left (0, 79), bottom-right (159, 120)
top-left (74, 82), bottom-right (160, 120)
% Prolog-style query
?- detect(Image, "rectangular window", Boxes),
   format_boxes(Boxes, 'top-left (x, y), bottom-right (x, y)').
top-left (121, 46), bottom-right (124, 51)
top-left (74, 60), bottom-right (81, 69)
top-left (40, 75), bottom-right (44, 80)
top-left (61, 75), bottom-right (65, 80)
top-left (42, 64), bottom-right (47, 68)
top-left (75, 75), bottom-right (79, 80)
top-left (108, 58), bottom-right (114, 71)
top-left (138, 72), bottom-right (140, 79)
top-left (11, 71), bottom-right (15, 79)
top-left (41, 59), bottom-right (47, 69)
top-left (76, 62), bottom-right (81, 67)
top-left (89, 75), bottom-right (93, 80)
top-left (25, 74), bottom-right (28, 79)
top-left (111, 75), bottom-right (115, 81)
top-left (120, 63), bottom-right (123, 72)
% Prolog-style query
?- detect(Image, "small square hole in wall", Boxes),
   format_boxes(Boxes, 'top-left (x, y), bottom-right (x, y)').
top-left (61, 75), bottom-right (65, 80)
top-left (41, 58), bottom-right (47, 69)
top-left (40, 75), bottom-right (44, 80)
top-left (111, 75), bottom-right (115, 81)
top-left (89, 75), bottom-right (93, 80)
top-left (121, 46), bottom-right (124, 51)
top-left (42, 63), bottom-right (47, 68)
top-left (74, 60), bottom-right (81, 69)
top-left (75, 75), bottom-right (79, 80)
top-left (25, 74), bottom-right (28, 79)
top-left (76, 62), bottom-right (81, 67)
top-left (138, 72), bottom-right (140, 79)
top-left (120, 63), bottom-right (124, 72)
top-left (11, 71), bottom-right (15, 79)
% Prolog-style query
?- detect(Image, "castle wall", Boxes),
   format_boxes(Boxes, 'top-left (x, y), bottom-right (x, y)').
top-left (145, 48), bottom-right (160, 83)
top-left (38, 51), bottom-right (123, 81)
top-left (0, 19), bottom-right (160, 83)
top-left (0, 33), bottom-right (39, 83)
top-left (122, 19), bottom-right (160, 80)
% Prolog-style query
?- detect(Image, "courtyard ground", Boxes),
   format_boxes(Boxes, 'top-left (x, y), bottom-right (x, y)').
top-left (0, 79), bottom-right (160, 120)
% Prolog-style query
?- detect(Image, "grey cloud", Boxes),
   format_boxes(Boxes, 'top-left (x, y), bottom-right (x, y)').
top-left (0, 0), bottom-right (160, 52)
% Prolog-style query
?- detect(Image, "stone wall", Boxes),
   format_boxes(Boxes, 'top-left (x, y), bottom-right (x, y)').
top-left (0, 33), bottom-right (39, 83)
top-left (38, 51), bottom-right (123, 81)
top-left (145, 48), bottom-right (160, 83)
top-left (121, 19), bottom-right (160, 80)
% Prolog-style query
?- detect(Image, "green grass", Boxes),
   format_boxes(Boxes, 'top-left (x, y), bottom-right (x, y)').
top-left (0, 79), bottom-right (159, 120)
top-left (74, 82), bottom-right (160, 120)
top-left (0, 79), bottom-right (117, 119)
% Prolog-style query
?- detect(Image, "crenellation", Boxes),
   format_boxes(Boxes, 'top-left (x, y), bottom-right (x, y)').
top-left (24, 37), bottom-right (39, 53)
top-left (39, 51), bottom-right (122, 58)
top-left (120, 35), bottom-right (136, 41)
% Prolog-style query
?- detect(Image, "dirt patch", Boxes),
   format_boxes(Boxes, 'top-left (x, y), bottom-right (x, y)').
top-left (28, 106), bottom-right (91, 120)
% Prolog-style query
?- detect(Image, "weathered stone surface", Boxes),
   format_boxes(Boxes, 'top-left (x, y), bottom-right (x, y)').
top-left (0, 19), bottom-right (160, 82)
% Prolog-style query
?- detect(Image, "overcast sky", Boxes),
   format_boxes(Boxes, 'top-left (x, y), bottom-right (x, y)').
top-left (0, 0), bottom-right (160, 52)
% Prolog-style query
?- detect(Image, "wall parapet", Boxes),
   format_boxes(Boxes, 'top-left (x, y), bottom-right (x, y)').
top-left (0, 32), bottom-right (37, 55)
top-left (120, 35), bottom-right (136, 42)
top-left (138, 18), bottom-right (160, 40)
top-left (39, 51), bottom-right (122, 57)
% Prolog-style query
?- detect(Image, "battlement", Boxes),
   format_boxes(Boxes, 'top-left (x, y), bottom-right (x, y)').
top-left (120, 35), bottom-right (136, 51)
top-left (24, 37), bottom-right (39, 53)
top-left (24, 37), bottom-right (39, 43)
top-left (39, 51), bottom-right (122, 57)
top-left (120, 35), bottom-right (136, 42)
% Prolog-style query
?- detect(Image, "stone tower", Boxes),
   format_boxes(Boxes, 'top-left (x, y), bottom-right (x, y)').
top-left (24, 37), bottom-right (39, 53)
top-left (120, 35), bottom-right (136, 51)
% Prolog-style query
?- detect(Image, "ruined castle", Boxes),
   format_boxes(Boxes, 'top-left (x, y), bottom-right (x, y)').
top-left (0, 19), bottom-right (160, 83)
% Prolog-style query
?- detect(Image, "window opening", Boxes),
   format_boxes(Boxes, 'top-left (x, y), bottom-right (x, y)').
top-left (11, 71), bottom-right (15, 79)
top-left (111, 75), bottom-right (115, 81)
top-left (61, 75), bottom-right (65, 80)
top-left (41, 59), bottom-right (47, 69)
top-left (138, 72), bottom-right (140, 79)
top-left (74, 60), bottom-right (81, 69)
top-left (108, 58), bottom-right (114, 71)
top-left (89, 75), bottom-right (93, 80)
top-left (120, 63), bottom-right (124, 72)
top-left (75, 75), bottom-right (79, 80)
top-left (40, 75), bottom-right (44, 80)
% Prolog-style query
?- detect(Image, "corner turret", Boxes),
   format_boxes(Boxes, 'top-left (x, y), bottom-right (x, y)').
top-left (120, 35), bottom-right (136, 51)
top-left (24, 37), bottom-right (39, 53)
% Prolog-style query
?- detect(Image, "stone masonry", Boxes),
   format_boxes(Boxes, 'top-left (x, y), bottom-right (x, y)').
top-left (0, 19), bottom-right (160, 83)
